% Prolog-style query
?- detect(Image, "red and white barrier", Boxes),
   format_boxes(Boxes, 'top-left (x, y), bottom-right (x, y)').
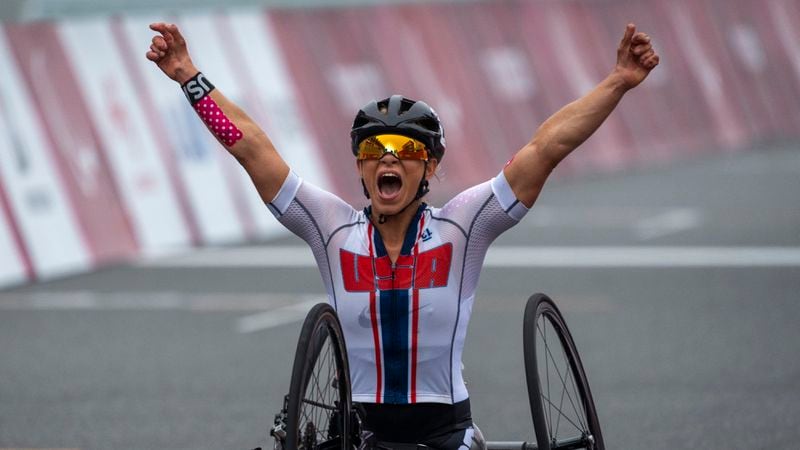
top-left (0, 30), bottom-right (92, 281)
top-left (60, 19), bottom-right (194, 256)
top-left (4, 22), bottom-right (139, 270)
top-left (1, 0), bottom-right (798, 288)
top-left (0, 187), bottom-right (28, 286)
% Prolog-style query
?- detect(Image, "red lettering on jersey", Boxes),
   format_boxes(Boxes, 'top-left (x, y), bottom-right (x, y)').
top-left (340, 244), bottom-right (453, 292)
top-left (373, 255), bottom-right (414, 290)
top-left (414, 243), bottom-right (452, 289)
top-left (340, 249), bottom-right (374, 292)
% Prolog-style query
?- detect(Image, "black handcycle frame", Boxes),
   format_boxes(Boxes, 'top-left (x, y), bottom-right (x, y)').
top-left (266, 293), bottom-right (604, 450)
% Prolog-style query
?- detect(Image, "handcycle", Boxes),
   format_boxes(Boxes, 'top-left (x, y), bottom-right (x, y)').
top-left (262, 293), bottom-right (604, 450)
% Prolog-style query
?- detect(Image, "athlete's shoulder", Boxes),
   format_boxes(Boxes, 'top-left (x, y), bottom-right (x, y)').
top-left (436, 180), bottom-right (495, 217)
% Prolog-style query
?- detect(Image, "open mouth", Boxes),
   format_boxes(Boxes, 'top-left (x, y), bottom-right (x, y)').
top-left (377, 173), bottom-right (403, 200)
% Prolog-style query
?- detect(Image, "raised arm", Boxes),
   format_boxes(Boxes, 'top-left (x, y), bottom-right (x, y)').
top-left (146, 22), bottom-right (289, 203)
top-left (504, 23), bottom-right (660, 207)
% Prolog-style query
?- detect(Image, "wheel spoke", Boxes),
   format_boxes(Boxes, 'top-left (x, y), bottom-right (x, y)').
top-left (539, 391), bottom-right (586, 433)
top-left (560, 340), bottom-right (587, 431)
top-left (287, 306), bottom-right (350, 449)
top-left (526, 298), bottom-right (602, 450)
top-left (538, 315), bottom-right (587, 438)
top-left (317, 337), bottom-right (333, 437)
top-left (308, 361), bottom-right (324, 429)
top-left (299, 329), bottom-right (343, 446)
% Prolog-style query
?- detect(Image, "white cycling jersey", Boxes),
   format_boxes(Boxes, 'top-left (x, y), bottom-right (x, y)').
top-left (267, 170), bottom-right (529, 405)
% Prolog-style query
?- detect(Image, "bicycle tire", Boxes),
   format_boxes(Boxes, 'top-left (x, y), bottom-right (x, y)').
top-left (285, 303), bottom-right (352, 450)
top-left (523, 294), bottom-right (604, 450)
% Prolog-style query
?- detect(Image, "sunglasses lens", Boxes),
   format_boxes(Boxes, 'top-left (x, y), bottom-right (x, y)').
top-left (357, 134), bottom-right (428, 161)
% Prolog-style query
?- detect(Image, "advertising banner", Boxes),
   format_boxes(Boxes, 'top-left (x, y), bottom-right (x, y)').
top-left (3, 22), bottom-right (137, 265)
top-left (0, 191), bottom-right (28, 287)
top-left (268, 6), bottom-right (487, 202)
top-left (0, 30), bottom-right (90, 279)
top-left (177, 13), bottom-right (281, 239)
top-left (575, 0), bottom-right (714, 163)
top-left (719, 0), bottom-right (800, 137)
top-left (121, 15), bottom-right (245, 245)
top-left (665, 0), bottom-right (749, 149)
top-left (769, 0), bottom-right (800, 94)
top-left (1, 1), bottom-right (799, 290)
top-left (222, 12), bottom-right (332, 192)
top-left (266, 0), bottom-right (800, 187)
top-left (59, 19), bottom-right (191, 255)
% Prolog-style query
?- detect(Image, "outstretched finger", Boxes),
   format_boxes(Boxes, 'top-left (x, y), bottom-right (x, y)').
top-left (149, 22), bottom-right (175, 45)
top-left (166, 23), bottom-right (186, 47)
top-left (619, 23), bottom-right (636, 51)
top-left (161, 27), bottom-right (175, 46)
top-left (149, 22), bottom-right (168, 33)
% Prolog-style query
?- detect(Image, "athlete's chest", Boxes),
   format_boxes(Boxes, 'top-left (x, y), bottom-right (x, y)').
top-left (331, 209), bottom-right (459, 294)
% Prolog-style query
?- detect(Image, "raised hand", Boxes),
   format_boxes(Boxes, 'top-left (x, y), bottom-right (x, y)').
top-left (614, 23), bottom-right (660, 90)
top-left (146, 22), bottom-right (198, 84)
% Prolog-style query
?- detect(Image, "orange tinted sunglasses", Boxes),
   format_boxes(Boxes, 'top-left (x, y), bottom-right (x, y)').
top-left (356, 134), bottom-right (429, 161)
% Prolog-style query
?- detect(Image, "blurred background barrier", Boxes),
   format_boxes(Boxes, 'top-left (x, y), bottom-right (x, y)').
top-left (1, 0), bottom-right (799, 288)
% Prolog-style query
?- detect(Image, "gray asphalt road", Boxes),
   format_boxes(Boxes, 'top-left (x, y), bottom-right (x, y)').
top-left (1, 142), bottom-right (799, 449)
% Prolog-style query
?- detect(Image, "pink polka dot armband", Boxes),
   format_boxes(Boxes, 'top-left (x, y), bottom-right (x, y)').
top-left (193, 96), bottom-right (243, 147)
top-left (182, 72), bottom-right (243, 147)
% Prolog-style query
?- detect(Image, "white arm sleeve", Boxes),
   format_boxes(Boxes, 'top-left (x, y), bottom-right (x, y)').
top-left (267, 170), bottom-right (359, 247)
top-left (437, 170), bottom-right (530, 297)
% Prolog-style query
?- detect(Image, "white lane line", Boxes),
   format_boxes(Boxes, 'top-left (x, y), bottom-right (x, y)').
top-left (137, 246), bottom-right (800, 268)
top-left (136, 246), bottom-right (316, 267)
top-left (485, 247), bottom-right (800, 267)
top-left (0, 291), bottom-right (327, 333)
top-left (0, 291), bottom-right (321, 311)
top-left (235, 300), bottom-right (321, 334)
top-left (634, 208), bottom-right (702, 241)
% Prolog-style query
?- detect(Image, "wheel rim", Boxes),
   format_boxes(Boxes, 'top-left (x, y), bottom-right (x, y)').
top-left (536, 310), bottom-right (594, 448)
top-left (296, 326), bottom-right (345, 449)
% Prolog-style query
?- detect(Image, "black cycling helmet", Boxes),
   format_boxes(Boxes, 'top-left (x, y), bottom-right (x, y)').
top-left (350, 95), bottom-right (446, 162)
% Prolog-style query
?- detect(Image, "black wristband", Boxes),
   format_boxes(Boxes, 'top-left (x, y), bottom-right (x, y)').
top-left (181, 72), bottom-right (215, 105)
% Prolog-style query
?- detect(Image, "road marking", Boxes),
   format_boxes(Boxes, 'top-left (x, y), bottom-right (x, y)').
top-left (633, 208), bottom-right (702, 240)
top-left (235, 300), bottom-right (320, 333)
top-left (137, 245), bottom-right (800, 268)
top-left (527, 206), bottom-right (703, 230)
top-left (0, 291), bottom-right (321, 311)
top-left (136, 246), bottom-right (316, 267)
top-left (484, 247), bottom-right (800, 267)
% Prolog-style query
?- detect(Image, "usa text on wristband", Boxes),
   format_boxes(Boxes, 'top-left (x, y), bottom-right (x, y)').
top-left (182, 72), bottom-right (215, 105)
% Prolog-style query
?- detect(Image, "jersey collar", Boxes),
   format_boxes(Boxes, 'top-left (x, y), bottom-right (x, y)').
top-left (365, 203), bottom-right (427, 258)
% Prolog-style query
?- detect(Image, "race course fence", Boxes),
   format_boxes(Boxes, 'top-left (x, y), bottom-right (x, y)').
top-left (1, 0), bottom-right (799, 287)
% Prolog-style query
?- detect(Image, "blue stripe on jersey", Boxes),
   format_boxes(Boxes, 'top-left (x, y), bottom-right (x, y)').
top-left (380, 288), bottom-right (409, 403)
top-left (401, 204), bottom-right (425, 253)
top-left (369, 204), bottom-right (426, 404)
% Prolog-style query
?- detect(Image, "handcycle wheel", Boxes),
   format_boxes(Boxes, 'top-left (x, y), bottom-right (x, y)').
top-left (285, 303), bottom-right (351, 450)
top-left (523, 294), bottom-right (604, 450)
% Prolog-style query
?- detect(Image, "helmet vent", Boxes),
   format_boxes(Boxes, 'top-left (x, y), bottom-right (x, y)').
top-left (398, 98), bottom-right (415, 115)
top-left (377, 99), bottom-right (390, 114)
top-left (415, 117), bottom-right (439, 132)
top-left (352, 116), bottom-right (369, 128)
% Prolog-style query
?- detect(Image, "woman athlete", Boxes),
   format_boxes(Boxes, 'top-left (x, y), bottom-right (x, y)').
top-left (147, 21), bottom-right (658, 449)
